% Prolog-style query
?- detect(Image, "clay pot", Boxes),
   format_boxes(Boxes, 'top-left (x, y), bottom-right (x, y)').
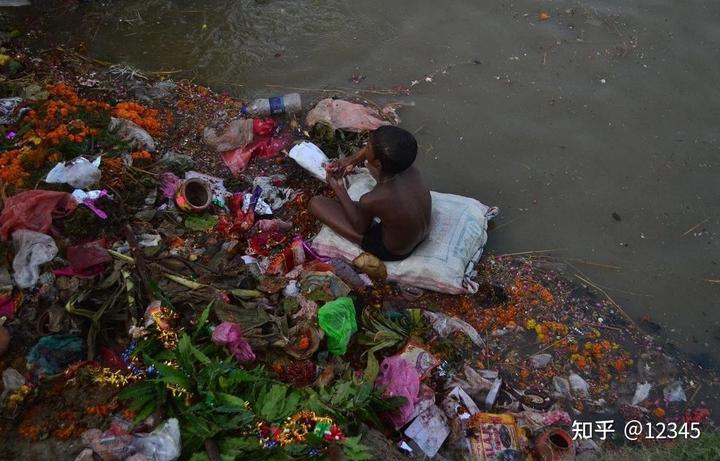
top-left (534, 427), bottom-right (575, 461)
top-left (175, 178), bottom-right (212, 212)
top-left (0, 326), bottom-right (10, 357)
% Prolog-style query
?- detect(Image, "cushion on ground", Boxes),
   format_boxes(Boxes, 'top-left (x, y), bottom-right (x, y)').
top-left (311, 171), bottom-right (498, 294)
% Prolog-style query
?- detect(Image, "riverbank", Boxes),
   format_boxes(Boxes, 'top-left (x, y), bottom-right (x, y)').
top-left (0, 22), bottom-right (717, 461)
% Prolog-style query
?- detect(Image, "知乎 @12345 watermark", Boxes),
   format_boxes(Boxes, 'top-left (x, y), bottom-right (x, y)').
top-left (571, 420), bottom-right (701, 441)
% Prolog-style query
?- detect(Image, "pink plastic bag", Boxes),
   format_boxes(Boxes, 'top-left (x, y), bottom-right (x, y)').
top-left (67, 240), bottom-right (112, 270)
top-left (222, 146), bottom-right (255, 175)
top-left (0, 190), bottom-right (77, 240)
top-left (212, 322), bottom-right (255, 363)
top-left (305, 99), bottom-right (391, 132)
top-left (375, 356), bottom-right (420, 428)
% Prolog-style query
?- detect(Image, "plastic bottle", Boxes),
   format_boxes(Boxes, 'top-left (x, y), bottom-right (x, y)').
top-left (242, 93), bottom-right (302, 116)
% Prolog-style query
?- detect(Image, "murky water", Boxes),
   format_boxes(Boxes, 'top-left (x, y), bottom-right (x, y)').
top-left (7, 0), bottom-right (720, 364)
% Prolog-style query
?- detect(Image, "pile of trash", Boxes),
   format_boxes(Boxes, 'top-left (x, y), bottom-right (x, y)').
top-left (0, 57), bottom-right (715, 461)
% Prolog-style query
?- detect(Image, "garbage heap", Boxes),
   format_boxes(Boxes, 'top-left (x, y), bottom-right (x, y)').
top-left (0, 78), bottom-right (713, 461)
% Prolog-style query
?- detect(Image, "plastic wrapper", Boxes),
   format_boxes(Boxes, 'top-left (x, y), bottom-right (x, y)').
top-left (212, 322), bottom-right (255, 363)
top-left (317, 297), bottom-right (357, 356)
top-left (130, 418), bottom-right (181, 461)
top-left (404, 404), bottom-right (450, 457)
top-left (45, 156), bottom-right (101, 189)
top-left (300, 271), bottom-right (351, 299)
top-left (305, 98), bottom-right (391, 132)
top-left (288, 142), bottom-right (329, 181)
top-left (203, 118), bottom-right (253, 152)
top-left (12, 229), bottom-right (58, 288)
top-left (252, 175), bottom-right (295, 211)
top-left (0, 190), bottom-right (77, 240)
top-left (374, 355), bottom-right (420, 428)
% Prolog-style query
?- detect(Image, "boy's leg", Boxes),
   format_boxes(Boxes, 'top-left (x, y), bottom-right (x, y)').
top-left (308, 196), bottom-right (363, 244)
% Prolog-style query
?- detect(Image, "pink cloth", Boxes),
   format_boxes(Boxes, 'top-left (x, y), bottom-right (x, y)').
top-left (375, 356), bottom-right (421, 428)
top-left (212, 322), bottom-right (255, 363)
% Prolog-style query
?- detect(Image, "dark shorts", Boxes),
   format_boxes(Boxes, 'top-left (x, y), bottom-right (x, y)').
top-left (361, 222), bottom-right (417, 262)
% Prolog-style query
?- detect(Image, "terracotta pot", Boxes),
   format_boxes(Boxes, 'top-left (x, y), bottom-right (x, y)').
top-left (175, 178), bottom-right (212, 212)
top-left (534, 427), bottom-right (575, 461)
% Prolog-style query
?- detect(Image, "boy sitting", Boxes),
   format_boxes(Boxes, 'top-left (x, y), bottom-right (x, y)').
top-left (309, 126), bottom-right (431, 261)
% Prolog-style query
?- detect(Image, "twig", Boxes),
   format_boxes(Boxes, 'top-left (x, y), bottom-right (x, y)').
top-left (491, 215), bottom-right (523, 231)
top-left (535, 334), bottom-right (571, 354)
top-left (581, 322), bottom-right (624, 332)
top-left (574, 274), bottom-right (636, 326)
top-left (688, 384), bottom-right (702, 404)
top-left (563, 258), bottom-right (622, 271)
top-left (497, 248), bottom-right (565, 257)
top-left (680, 217), bottom-right (709, 237)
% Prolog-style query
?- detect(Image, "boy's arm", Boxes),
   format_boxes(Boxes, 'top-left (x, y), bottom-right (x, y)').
top-left (326, 145), bottom-right (369, 176)
top-left (327, 176), bottom-right (373, 233)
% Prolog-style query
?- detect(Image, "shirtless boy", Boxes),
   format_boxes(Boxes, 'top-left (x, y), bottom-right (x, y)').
top-left (308, 126), bottom-right (431, 261)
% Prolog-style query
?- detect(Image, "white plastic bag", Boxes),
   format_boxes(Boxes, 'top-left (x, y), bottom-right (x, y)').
top-left (45, 156), bottom-right (102, 189)
top-left (12, 229), bottom-right (58, 289)
top-left (288, 142), bottom-right (329, 182)
top-left (109, 116), bottom-right (156, 152)
top-left (130, 418), bottom-right (181, 461)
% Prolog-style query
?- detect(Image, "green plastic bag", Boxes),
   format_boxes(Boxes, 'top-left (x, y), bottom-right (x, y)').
top-left (318, 297), bottom-right (357, 356)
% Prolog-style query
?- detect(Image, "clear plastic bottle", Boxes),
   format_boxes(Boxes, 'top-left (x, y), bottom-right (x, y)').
top-left (241, 93), bottom-right (302, 116)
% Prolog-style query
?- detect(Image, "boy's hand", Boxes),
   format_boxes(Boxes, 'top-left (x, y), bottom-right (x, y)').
top-left (327, 176), bottom-right (346, 196)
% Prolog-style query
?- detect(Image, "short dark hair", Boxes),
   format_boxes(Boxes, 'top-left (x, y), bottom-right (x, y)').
top-left (370, 126), bottom-right (417, 175)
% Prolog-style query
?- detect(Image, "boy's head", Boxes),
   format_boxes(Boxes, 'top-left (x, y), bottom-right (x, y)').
top-left (368, 126), bottom-right (417, 176)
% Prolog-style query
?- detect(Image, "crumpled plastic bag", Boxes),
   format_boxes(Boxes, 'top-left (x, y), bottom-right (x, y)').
top-left (130, 418), bottom-right (181, 461)
top-left (0, 97), bottom-right (24, 125)
top-left (109, 116), bottom-right (156, 152)
top-left (45, 156), bottom-right (101, 189)
top-left (0, 190), bottom-right (77, 240)
top-left (212, 322), bottom-right (256, 363)
top-left (288, 142), bottom-right (329, 181)
top-left (203, 118), bottom-right (253, 152)
top-left (12, 229), bottom-right (58, 288)
top-left (26, 334), bottom-right (85, 375)
top-left (1, 368), bottom-right (25, 402)
top-left (374, 355), bottom-right (420, 428)
top-left (317, 297), bottom-right (357, 356)
top-left (423, 310), bottom-right (484, 347)
top-left (306, 98), bottom-right (391, 132)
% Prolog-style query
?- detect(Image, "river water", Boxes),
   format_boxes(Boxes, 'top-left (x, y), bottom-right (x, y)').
top-left (6, 0), bottom-right (720, 365)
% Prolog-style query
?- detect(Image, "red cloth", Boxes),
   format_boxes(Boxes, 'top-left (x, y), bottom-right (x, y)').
top-left (0, 190), bottom-right (77, 240)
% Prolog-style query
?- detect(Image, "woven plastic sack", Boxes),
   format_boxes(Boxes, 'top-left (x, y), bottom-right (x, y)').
top-left (311, 170), bottom-right (499, 294)
top-left (317, 297), bottom-right (357, 356)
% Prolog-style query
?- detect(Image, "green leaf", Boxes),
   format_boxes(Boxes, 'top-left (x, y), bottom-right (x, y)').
top-left (192, 301), bottom-right (214, 340)
top-left (216, 392), bottom-right (248, 408)
top-left (134, 401), bottom-right (157, 424)
top-left (343, 435), bottom-right (374, 461)
top-left (363, 352), bottom-right (379, 384)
